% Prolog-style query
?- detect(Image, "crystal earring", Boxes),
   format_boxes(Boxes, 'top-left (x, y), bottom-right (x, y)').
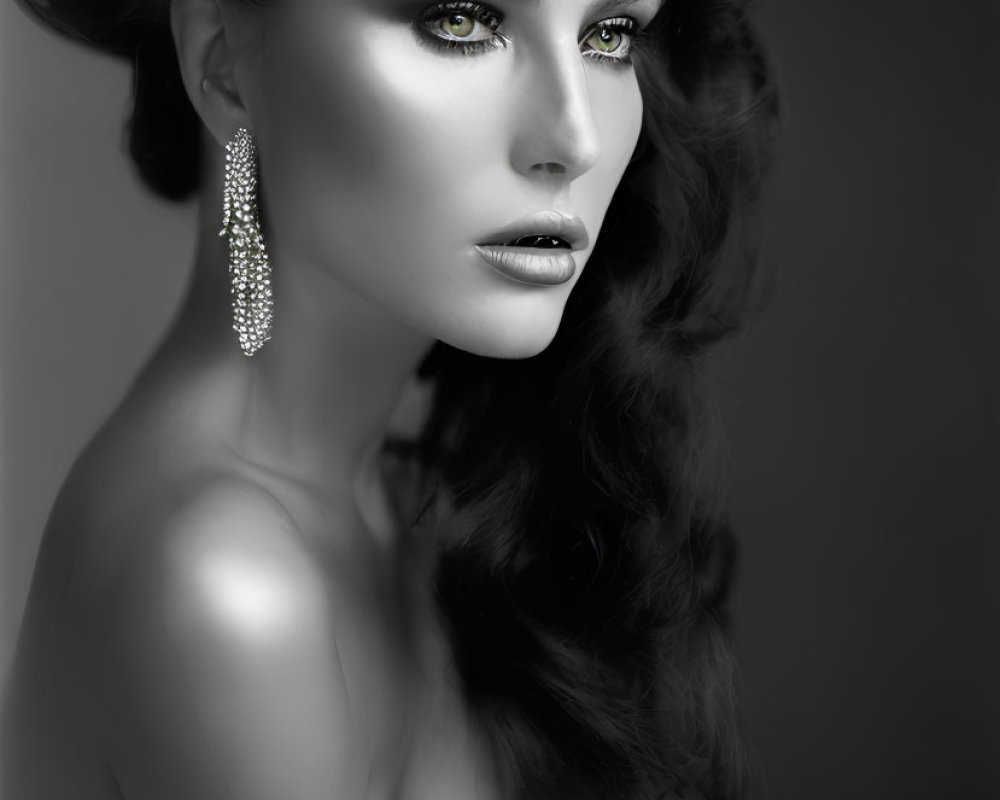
top-left (220, 127), bottom-right (273, 356)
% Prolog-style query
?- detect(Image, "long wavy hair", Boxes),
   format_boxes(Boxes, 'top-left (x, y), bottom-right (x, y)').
top-left (412, 7), bottom-right (776, 798)
top-left (20, 0), bottom-right (778, 797)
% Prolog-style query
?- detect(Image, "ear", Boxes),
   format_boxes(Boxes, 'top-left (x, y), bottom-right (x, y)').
top-left (171, 0), bottom-right (252, 147)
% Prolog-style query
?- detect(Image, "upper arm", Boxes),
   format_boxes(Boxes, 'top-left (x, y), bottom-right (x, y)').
top-left (92, 481), bottom-right (361, 800)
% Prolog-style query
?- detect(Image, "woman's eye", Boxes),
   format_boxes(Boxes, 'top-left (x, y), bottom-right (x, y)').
top-left (585, 27), bottom-right (624, 54)
top-left (415, 2), bottom-right (507, 54)
top-left (432, 12), bottom-right (492, 41)
top-left (580, 17), bottom-right (640, 63)
top-left (414, 5), bottom-right (641, 63)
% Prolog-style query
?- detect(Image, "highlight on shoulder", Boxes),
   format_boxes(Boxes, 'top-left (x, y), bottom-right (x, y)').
top-left (83, 476), bottom-right (360, 800)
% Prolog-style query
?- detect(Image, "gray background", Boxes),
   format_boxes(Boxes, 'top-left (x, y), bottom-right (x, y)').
top-left (2, 1), bottom-right (997, 798)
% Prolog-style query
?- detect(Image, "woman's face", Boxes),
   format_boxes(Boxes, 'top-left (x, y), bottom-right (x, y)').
top-left (234, 0), bottom-right (664, 358)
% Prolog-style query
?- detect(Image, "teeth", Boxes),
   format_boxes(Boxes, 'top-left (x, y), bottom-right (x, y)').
top-left (505, 235), bottom-right (571, 249)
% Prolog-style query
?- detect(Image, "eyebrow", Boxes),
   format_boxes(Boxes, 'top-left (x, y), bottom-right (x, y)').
top-left (598, 0), bottom-right (650, 11)
top-left (521, 0), bottom-right (648, 10)
top-left (588, 0), bottom-right (643, 10)
top-left (511, 0), bottom-right (667, 25)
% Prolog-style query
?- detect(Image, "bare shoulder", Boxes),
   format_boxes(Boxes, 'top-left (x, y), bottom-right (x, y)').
top-left (78, 474), bottom-right (362, 800)
top-left (117, 473), bottom-right (330, 643)
top-left (88, 469), bottom-right (342, 681)
top-left (61, 468), bottom-right (327, 625)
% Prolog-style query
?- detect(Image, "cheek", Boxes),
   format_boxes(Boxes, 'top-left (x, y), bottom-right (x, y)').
top-left (611, 80), bottom-right (644, 176)
top-left (250, 12), bottom-right (507, 309)
top-left (581, 72), bottom-right (644, 215)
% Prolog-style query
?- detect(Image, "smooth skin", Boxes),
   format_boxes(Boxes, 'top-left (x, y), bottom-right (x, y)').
top-left (3, 0), bottom-right (664, 797)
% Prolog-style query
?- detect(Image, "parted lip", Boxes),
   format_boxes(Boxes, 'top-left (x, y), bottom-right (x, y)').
top-left (476, 210), bottom-right (589, 251)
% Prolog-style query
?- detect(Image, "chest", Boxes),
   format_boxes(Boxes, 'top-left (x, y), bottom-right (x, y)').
top-left (312, 528), bottom-right (503, 800)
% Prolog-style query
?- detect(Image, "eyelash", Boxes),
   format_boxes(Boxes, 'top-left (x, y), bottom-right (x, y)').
top-left (413, 2), bottom-right (644, 65)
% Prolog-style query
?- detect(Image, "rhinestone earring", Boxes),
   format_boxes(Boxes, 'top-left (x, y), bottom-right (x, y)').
top-left (220, 127), bottom-right (273, 356)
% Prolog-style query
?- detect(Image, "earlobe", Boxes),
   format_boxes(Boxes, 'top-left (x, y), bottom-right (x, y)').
top-left (171, 0), bottom-right (251, 147)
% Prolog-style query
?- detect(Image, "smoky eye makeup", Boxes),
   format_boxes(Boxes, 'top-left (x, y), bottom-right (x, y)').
top-left (579, 16), bottom-right (643, 66)
top-left (411, 1), bottom-right (646, 65)
top-left (412, 1), bottom-right (511, 56)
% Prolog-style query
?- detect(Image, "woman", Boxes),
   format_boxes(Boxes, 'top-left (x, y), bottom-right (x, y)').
top-left (3, 0), bottom-right (776, 798)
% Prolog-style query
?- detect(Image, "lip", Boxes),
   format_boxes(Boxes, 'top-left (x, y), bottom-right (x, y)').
top-left (476, 210), bottom-right (590, 251)
top-left (474, 245), bottom-right (576, 286)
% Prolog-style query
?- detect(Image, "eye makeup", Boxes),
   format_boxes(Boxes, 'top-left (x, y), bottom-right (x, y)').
top-left (579, 16), bottom-right (642, 66)
top-left (411, 1), bottom-right (647, 65)
top-left (412, 1), bottom-right (511, 56)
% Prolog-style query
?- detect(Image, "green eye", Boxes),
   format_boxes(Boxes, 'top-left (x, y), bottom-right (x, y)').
top-left (586, 27), bottom-right (623, 54)
top-left (580, 17), bottom-right (639, 63)
top-left (419, 2), bottom-right (503, 46)
top-left (441, 13), bottom-right (475, 38)
top-left (414, 1), bottom-right (510, 56)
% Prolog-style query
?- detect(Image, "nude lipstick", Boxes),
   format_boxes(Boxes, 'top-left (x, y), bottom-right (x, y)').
top-left (474, 245), bottom-right (576, 286)
top-left (475, 211), bottom-right (589, 287)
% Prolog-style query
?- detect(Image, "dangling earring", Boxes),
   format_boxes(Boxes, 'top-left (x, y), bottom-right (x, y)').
top-left (220, 127), bottom-right (273, 357)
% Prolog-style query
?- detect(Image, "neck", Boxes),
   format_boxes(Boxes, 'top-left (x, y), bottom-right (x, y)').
top-left (164, 180), bottom-right (435, 539)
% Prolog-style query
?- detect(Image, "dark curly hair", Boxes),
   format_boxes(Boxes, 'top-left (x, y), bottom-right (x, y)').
top-left (19, 0), bottom-right (778, 797)
top-left (412, 6), bottom-right (777, 797)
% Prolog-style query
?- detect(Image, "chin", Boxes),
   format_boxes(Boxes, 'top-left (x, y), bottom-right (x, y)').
top-left (438, 301), bottom-right (564, 360)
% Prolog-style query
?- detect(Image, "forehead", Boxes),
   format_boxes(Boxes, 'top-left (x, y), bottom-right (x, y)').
top-left (482, 0), bottom-right (667, 16)
top-left (344, 0), bottom-right (668, 18)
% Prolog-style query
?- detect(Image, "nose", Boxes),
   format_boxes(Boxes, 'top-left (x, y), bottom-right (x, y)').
top-left (509, 40), bottom-right (602, 184)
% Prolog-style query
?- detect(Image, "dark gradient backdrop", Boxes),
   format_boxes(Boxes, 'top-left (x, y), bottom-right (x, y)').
top-left (1, 1), bottom-right (997, 798)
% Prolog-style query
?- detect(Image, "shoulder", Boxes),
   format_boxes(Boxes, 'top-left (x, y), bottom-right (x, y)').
top-left (85, 471), bottom-right (338, 668)
top-left (61, 468), bottom-right (326, 624)
top-left (123, 473), bottom-right (330, 644)
top-left (76, 475), bottom-right (361, 799)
